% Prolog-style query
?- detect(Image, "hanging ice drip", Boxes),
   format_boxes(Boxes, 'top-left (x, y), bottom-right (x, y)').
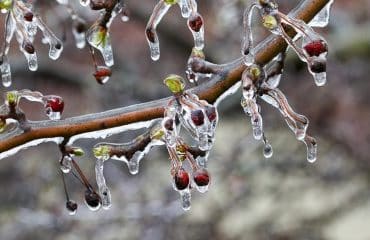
top-left (0, 0), bottom-right (64, 87)
top-left (145, 0), bottom-right (204, 61)
top-left (244, 0), bottom-right (332, 86)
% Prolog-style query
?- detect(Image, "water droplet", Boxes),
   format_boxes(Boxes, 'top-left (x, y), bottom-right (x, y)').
top-left (263, 143), bottom-right (273, 158)
top-left (303, 136), bottom-right (317, 163)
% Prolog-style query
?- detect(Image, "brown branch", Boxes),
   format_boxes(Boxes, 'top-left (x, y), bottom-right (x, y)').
top-left (0, 0), bottom-right (330, 156)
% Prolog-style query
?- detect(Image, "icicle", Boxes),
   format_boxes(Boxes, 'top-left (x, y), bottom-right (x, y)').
top-left (178, 0), bottom-right (192, 18)
top-left (24, 52), bottom-right (38, 71)
top-left (0, 56), bottom-right (11, 87)
top-left (35, 15), bottom-right (63, 60)
top-left (262, 88), bottom-right (308, 141)
top-left (145, 1), bottom-right (172, 61)
top-left (179, 188), bottom-right (191, 211)
top-left (309, 0), bottom-right (334, 28)
top-left (60, 155), bottom-right (72, 173)
top-left (95, 158), bottom-right (112, 210)
top-left (303, 135), bottom-right (317, 163)
top-left (72, 25), bottom-right (86, 49)
top-left (187, 12), bottom-right (204, 50)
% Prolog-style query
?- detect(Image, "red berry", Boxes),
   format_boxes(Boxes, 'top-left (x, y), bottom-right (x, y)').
top-left (164, 118), bottom-right (174, 131)
top-left (46, 96), bottom-right (64, 113)
top-left (93, 66), bottom-right (111, 84)
top-left (188, 13), bottom-right (203, 32)
top-left (303, 40), bottom-right (327, 57)
top-left (205, 106), bottom-right (217, 122)
top-left (174, 168), bottom-right (190, 190)
top-left (191, 109), bottom-right (204, 126)
top-left (24, 12), bottom-right (34, 22)
top-left (193, 168), bottom-right (210, 187)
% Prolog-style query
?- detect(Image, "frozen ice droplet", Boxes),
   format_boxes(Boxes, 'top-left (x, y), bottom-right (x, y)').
top-left (80, 0), bottom-right (90, 6)
top-left (303, 136), bottom-right (317, 163)
top-left (66, 200), bottom-right (78, 215)
top-left (149, 40), bottom-right (160, 61)
top-left (179, 188), bottom-right (191, 211)
top-left (25, 52), bottom-right (38, 71)
top-left (312, 71), bottom-right (327, 87)
top-left (263, 143), bottom-right (273, 158)
top-left (99, 186), bottom-right (112, 210)
top-left (49, 42), bottom-right (63, 60)
top-left (251, 115), bottom-right (263, 140)
top-left (0, 57), bottom-right (12, 87)
top-left (60, 155), bottom-right (72, 173)
top-left (309, 0), bottom-right (334, 27)
top-left (127, 152), bottom-right (142, 175)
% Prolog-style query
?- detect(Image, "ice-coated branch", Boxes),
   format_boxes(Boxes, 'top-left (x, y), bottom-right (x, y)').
top-left (0, 0), bottom-right (330, 157)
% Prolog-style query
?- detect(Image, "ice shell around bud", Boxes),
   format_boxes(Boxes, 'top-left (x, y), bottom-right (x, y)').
top-left (94, 66), bottom-right (111, 84)
top-left (164, 74), bottom-right (185, 94)
top-left (179, 188), bottom-right (191, 211)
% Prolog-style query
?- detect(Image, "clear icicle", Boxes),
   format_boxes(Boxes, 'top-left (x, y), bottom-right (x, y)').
top-left (0, 56), bottom-right (11, 87)
top-left (187, 12), bottom-right (204, 50)
top-left (262, 88), bottom-right (308, 141)
top-left (24, 52), bottom-right (38, 71)
top-left (145, 1), bottom-right (172, 61)
top-left (60, 155), bottom-right (72, 173)
top-left (309, 0), bottom-right (334, 28)
top-left (35, 15), bottom-right (63, 60)
top-left (95, 158), bottom-right (112, 210)
top-left (179, 188), bottom-right (191, 211)
top-left (303, 135), bottom-right (317, 163)
top-left (72, 28), bottom-right (86, 49)
top-left (80, 0), bottom-right (90, 7)
top-left (178, 0), bottom-right (192, 18)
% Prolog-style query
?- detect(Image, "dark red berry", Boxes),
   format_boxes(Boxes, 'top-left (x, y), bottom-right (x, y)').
top-left (23, 42), bottom-right (35, 54)
top-left (164, 118), bottom-right (174, 131)
top-left (303, 40), bottom-right (327, 57)
top-left (93, 66), bottom-right (111, 84)
top-left (145, 27), bottom-right (156, 43)
top-left (75, 22), bottom-right (86, 33)
top-left (205, 106), bottom-right (217, 122)
top-left (84, 190), bottom-right (101, 208)
top-left (46, 96), bottom-right (64, 113)
top-left (23, 12), bottom-right (34, 22)
top-left (188, 14), bottom-right (203, 32)
top-left (310, 60), bottom-right (326, 73)
top-left (193, 168), bottom-right (210, 187)
top-left (174, 168), bottom-right (190, 190)
top-left (66, 200), bottom-right (78, 212)
top-left (191, 109), bottom-right (204, 126)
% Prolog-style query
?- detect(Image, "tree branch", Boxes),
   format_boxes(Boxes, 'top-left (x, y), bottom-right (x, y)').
top-left (0, 0), bottom-right (329, 157)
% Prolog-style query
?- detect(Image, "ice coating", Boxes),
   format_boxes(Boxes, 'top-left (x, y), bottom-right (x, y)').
top-left (0, 56), bottom-right (12, 87)
top-left (179, 188), bottom-right (191, 211)
top-left (95, 158), bottom-right (112, 209)
top-left (145, 1), bottom-right (171, 61)
top-left (309, 0), bottom-right (334, 28)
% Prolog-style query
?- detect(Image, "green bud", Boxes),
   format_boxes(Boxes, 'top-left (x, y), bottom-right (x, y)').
top-left (0, 118), bottom-right (6, 133)
top-left (0, 0), bottom-right (13, 11)
top-left (93, 26), bottom-right (107, 47)
top-left (191, 48), bottom-right (205, 59)
top-left (262, 15), bottom-right (278, 30)
top-left (72, 147), bottom-right (85, 157)
top-left (163, 74), bottom-right (185, 94)
top-left (6, 91), bottom-right (18, 106)
top-left (164, 0), bottom-right (178, 5)
top-left (93, 145), bottom-right (110, 160)
top-left (150, 128), bottom-right (165, 141)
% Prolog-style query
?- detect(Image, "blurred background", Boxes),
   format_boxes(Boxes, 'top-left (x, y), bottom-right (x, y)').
top-left (0, 0), bottom-right (370, 239)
